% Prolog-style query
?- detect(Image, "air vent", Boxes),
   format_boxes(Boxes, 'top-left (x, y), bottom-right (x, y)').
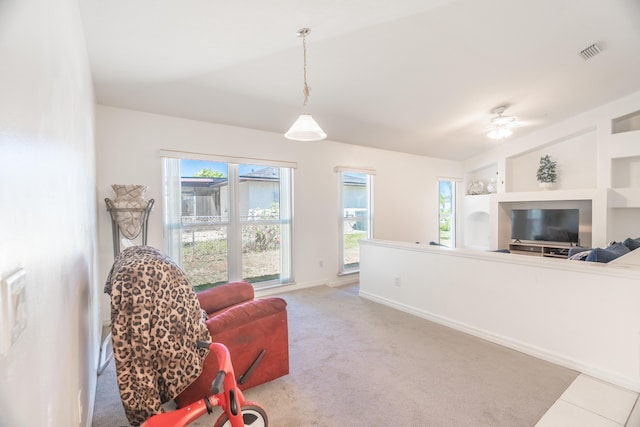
top-left (580, 43), bottom-right (601, 60)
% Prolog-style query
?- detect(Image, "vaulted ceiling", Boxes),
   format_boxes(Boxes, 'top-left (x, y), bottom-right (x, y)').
top-left (80, 0), bottom-right (640, 160)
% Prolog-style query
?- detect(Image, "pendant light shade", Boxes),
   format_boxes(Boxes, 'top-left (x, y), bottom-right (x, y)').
top-left (285, 113), bottom-right (327, 141)
top-left (285, 28), bottom-right (327, 141)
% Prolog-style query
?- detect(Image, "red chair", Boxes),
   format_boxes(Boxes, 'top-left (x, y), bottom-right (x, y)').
top-left (175, 281), bottom-right (289, 407)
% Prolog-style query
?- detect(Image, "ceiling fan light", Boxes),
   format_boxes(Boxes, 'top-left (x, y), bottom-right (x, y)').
top-left (285, 113), bottom-right (327, 141)
top-left (491, 115), bottom-right (515, 126)
top-left (487, 126), bottom-right (512, 140)
top-left (487, 105), bottom-right (517, 140)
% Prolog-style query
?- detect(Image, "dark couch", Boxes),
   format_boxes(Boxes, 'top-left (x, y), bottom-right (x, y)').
top-left (568, 237), bottom-right (640, 263)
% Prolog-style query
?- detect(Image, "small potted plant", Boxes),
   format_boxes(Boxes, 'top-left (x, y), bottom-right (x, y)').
top-left (536, 155), bottom-right (557, 190)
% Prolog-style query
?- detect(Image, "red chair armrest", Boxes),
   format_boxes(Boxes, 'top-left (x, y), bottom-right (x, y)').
top-left (197, 281), bottom-right (254, 314)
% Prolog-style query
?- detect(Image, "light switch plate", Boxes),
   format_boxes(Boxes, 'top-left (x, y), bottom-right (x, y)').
top-left (1, 268), bottom-right (26, 355)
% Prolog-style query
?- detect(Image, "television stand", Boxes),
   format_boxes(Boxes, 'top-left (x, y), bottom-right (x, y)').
top-left (508, 242), bottom-right (571, 259)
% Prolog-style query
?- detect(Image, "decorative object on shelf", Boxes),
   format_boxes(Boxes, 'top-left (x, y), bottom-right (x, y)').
top-left (536, 155), bottom-right (557, 190)
top-left (467, 180), bottom-right (485, 195)
top-left (105, 184), bottom-right (154, 257)
top-left (486, 177), bottom-right (497, 194)
top-left (487, 106), bottom-right (517, 140)
top-left (284, 28), bottom-right (327, 142)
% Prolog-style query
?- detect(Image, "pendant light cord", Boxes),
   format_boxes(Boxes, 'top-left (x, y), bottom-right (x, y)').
top-left (284, 27), bottom-right (327, 141)
top-left (301, 31), bottom-right (310, 109)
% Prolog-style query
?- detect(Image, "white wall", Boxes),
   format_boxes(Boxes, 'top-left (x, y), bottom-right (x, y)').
top-left (0, 1), bottom-right (98, 426)
top-left (507, 129), bottom-right (598, 192)
top-left (95, 106), bottom-right (461, 316)
top-left (360, 240), bottom-right (640, 392)
top-left (464, 90), bottom-right (640, 183)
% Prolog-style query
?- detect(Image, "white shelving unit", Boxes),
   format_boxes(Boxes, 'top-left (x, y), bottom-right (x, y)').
top-left (461, 164), bottom-right (498, 250)
top-left (462, 194), bottom-right (493, 249)
top-left (461, 104), bottom-right (640, 251)
top-left (608, 188), bottom-right (640, 208)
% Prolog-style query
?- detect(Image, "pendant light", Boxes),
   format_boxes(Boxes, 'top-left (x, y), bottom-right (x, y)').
top-left (285, 28), bottom-right (327, 141)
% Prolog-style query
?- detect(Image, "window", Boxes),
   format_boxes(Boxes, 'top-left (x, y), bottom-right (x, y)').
top-left (438, 179), bottom-right (457, 247)
top-left (162, 153), bottom-right (294, 291)
top-left (338, 168), bottom-right (374, 273)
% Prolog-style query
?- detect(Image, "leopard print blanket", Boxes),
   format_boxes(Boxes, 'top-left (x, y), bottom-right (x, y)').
top-left (105, 246), bottom-right (211, 426)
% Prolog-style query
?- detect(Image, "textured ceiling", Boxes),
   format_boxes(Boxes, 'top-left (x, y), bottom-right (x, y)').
top-left (80, 0), bottom-right (640, 160)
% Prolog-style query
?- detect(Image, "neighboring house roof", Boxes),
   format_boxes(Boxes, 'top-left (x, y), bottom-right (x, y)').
top-left (182, 168), bottom-right (364, 188)
top-left (240, 166), bottom-right (279, 182)
top-left (181, 166), bottom-right (279, 190)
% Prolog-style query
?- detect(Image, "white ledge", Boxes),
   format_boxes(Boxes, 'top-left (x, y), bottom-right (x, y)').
top-left (360, 239), bottom-right (640, 279)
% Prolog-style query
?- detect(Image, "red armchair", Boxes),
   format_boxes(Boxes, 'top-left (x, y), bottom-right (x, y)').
top-left (175, 281), bottom-right (289, 407)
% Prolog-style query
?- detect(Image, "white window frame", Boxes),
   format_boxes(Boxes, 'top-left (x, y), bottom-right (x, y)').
top-left (336, 166), bottom-right (375, 275)
top-left (438, 178), bottom-right (459, 248)
top-left (161, 150), bottom-right (296, 288)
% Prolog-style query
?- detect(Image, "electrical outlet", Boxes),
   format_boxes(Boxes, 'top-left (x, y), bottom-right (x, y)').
top-left (1, 268), bottom-right (27, 355)
top-left (394, 276), bottom-right (401, 287)
top-left (319, 260), bottom-right (324, 268)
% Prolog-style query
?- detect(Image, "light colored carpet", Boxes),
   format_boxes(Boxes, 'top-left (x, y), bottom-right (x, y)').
top-left (92, 284), bottom-right (578, 426)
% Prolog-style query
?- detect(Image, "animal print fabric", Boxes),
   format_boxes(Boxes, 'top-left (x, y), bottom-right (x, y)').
top-left (105, 246), bottom-right (211, 426)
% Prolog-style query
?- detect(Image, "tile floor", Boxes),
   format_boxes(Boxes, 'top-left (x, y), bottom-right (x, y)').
top-left (536, 374), bottom-right (639, 427)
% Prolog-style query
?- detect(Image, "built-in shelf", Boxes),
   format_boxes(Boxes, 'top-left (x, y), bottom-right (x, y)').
top-left (612, 110), bottom-right (640, 134)
top-left (609, 131), bottom-right (640, 160)
top-left (611, 153), bottom-right (640, 188)
top-left (464, 163), bottom-right (498, 195)
top-left (608, 188), bottom-right (640, 208)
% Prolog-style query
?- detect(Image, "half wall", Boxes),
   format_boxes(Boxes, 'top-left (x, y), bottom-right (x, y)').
top-left (360, 239), bottom-right (640, 391)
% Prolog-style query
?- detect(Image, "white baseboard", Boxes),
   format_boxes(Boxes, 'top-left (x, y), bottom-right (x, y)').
top-left (255, 279), bottom-right (327, 298)
top-left (359, 289), bottom-right (640, 392)
top-left (328, 274), bottom-right (359, 287)
top-left (98, 328), bottom-right (113, 375)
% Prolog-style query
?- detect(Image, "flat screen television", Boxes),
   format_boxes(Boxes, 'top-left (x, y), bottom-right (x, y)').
top-left (511, 209), bottom-right (579, 244)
